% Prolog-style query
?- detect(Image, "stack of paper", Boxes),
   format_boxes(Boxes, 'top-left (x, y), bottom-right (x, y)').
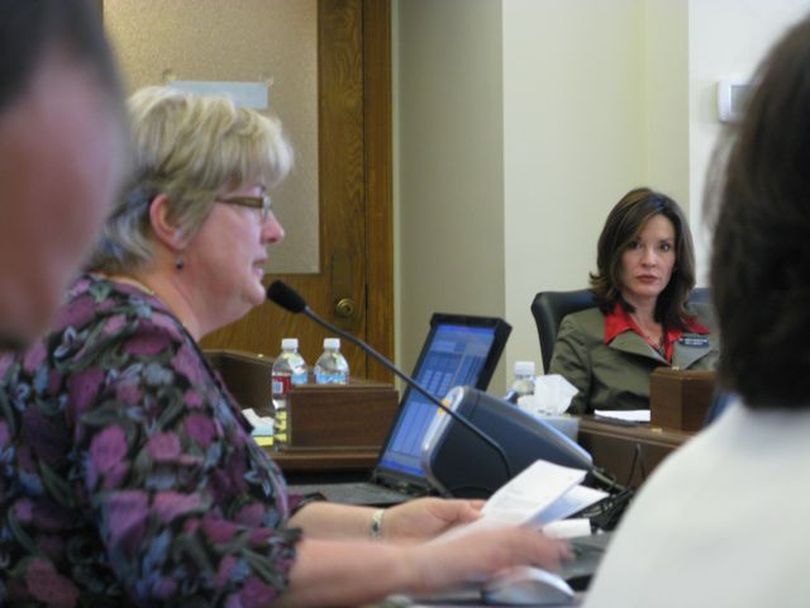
top-left (437, 460), bottom-right (606, 541)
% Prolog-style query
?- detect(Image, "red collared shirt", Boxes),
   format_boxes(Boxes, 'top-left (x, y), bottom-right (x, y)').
top-left (604, 302), bottom-right (710, 362)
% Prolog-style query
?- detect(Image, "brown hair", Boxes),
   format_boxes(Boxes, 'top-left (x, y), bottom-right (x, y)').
top-left (0, 0), bottom-right (123, 113)
top-left (590, 187), bottom-right (696, 329)
top-left (711, 14), bottom-right (810, 409)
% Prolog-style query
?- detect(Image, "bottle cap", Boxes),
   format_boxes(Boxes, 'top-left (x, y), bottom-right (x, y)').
top-left (324, 337), bottom-right (341, 349)
top-left (281, 338), bottom-right (299, 350)
top-left (514, 360), bottom-right (536, 376)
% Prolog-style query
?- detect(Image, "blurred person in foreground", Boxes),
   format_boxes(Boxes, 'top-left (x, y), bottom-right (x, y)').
top-left (550, 187), bottom-right (718, 414)
top-left (0, 0), bottom-right (128, 349)
top-left (584, 12), bottom-right (810, 607)
top-left (0, 86), bottom-right (569, 607)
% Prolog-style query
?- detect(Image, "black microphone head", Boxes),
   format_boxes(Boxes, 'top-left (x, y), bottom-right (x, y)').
top-left (266, 281), bottom-right (307, 314)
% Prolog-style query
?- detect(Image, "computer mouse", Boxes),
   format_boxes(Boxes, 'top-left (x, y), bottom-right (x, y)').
top-left (481, 566), bottom-right (575, 606)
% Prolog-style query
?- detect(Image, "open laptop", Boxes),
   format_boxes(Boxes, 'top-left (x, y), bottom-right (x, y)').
top-left (289, 313), bottom-right (511, 505)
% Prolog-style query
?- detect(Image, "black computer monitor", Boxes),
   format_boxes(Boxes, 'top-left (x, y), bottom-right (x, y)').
top-left (375, 314), bottom-right (511, 482)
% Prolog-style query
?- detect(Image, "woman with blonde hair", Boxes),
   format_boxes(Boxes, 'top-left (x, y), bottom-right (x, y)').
top-left (0, 86), bottom-right (568, 607)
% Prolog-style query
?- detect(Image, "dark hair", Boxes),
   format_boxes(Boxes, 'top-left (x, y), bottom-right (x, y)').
top-left (590, 187), bottom-right (697, 330)
top-left (0, 0), bottom-right (122, 113)
top-left (711, 15), bottom-right (810, 409)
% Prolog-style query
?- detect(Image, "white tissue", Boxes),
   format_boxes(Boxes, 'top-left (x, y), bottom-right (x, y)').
top-left (517, 374), bottom-right (578, 416)
top-left (242, 408), bottom-right (275, 437)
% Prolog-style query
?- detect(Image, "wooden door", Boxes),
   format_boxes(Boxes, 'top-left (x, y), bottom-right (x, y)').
top-left (200, 0), bottom-right (393, 381)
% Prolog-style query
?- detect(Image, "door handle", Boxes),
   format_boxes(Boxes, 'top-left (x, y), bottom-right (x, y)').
top-left (335, 297), bottom-right (357, 319)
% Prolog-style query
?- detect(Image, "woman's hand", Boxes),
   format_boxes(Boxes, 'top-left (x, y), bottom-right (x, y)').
top-left (280, 525), bottom-right (571, 607)
top-left (381, 497), bottom-right (484, 542)
top-left (404, 526), bottom-right (572, 596)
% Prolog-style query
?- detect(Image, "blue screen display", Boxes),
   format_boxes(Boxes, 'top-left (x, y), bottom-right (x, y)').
top-left (378, 323), bottom-right (497, 479)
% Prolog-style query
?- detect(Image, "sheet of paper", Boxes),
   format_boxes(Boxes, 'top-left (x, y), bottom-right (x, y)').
top-left (433, 460), bottom-right (588, 542)
top-left (531, 484), bottom-right (607, 527)
top-left (542, 517), bottom-right (592, 539)
top-left (594, 409), bottom-right (650, 423)
top-left (481, 460), bottom-right (587, 526)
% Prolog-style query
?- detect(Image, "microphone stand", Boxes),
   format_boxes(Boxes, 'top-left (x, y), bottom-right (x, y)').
top-left (300, 306), bottom-right (513, 480)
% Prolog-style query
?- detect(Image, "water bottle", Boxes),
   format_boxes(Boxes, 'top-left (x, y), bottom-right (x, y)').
top-left (271, 338), bottom-right (307, 450)
top-left (504, 360), bottom-right (536, 404)
top-left (313, 338), bottom-right (350, 384)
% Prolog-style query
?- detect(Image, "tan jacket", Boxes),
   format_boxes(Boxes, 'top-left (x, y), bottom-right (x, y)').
top-left (548, 305), bottom-right (719, 415)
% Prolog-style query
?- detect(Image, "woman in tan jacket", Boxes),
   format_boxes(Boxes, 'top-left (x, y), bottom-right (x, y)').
top-left (549, 188), bottom-right (719, 414)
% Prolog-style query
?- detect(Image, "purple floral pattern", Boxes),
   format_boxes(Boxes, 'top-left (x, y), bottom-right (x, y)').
top-left (0, 275), bottom-right (302, 606)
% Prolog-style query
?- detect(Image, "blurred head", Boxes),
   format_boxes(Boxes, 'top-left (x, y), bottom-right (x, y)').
top-left (590, 187), bottom-right (696, 328)
top-left (0, 0), bottom-right (129, 349)
top-left (89, 86), bottom-right (293, 330)
top-left (711, 14), bottom-right (810, 409)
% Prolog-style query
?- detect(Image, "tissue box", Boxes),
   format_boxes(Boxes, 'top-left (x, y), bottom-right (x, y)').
top-left (649, 368), bottom-right (716, 431)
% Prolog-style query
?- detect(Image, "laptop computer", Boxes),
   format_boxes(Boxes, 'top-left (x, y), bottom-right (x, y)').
top-left (289, 313), bottom-right (511, 505)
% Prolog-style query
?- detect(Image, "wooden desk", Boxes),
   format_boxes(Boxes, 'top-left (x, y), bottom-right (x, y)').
top-left (577, 416), bottom-right (693, 487)
top-left (269, 446), bottom-right (380, 484)
top-left (269, 416), bottom-right (694, 489)
top-left (205, 346), bottom-right (695, 489)
top-left (271, 446), bottom-right (379, 473)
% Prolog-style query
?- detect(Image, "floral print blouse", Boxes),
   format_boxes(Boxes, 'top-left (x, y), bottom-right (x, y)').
top-left (0, 275), bottom-right (303, 607)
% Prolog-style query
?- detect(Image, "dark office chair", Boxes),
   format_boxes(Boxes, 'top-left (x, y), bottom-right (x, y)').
top-left (531, 286), bottom-right (712, 371)
top-left (531, 289), bottom-right (597, 371)
top-left (687, 286), bottom-right (710, 306)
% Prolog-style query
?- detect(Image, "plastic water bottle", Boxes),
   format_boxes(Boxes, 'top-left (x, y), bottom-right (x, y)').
top-left (313, 338), bottom-right (350, 384)
top-left (504, 360), bottom-right (536, 404)
top-left (271, 338), bottom-right (307, 450)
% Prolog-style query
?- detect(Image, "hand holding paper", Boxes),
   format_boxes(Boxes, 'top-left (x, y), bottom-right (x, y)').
top-left (434, 460), bottom-right (606, 542)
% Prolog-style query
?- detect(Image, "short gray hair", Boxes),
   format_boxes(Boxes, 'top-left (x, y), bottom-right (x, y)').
top-left (88, 85), bottom-right (293, 273)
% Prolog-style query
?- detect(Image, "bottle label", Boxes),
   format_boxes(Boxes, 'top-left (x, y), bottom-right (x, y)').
top-left (272, 374), bottom-right (292, 397)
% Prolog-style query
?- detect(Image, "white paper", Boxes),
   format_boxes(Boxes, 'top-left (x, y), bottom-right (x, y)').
top-left (433, 460), bottom-right (590, 542)
top-left (531, 484), bottom-right (607, 527)
top-left (168, 80), bottom-right (269, 109)
top-left (480, 461), bottom-right (585, 525)
top-left (242, 408), bottom-right (275, 436)
top-left (594, 409), bottom-right (650, 422)
top-left (542, 517), bottom-right (592, 539)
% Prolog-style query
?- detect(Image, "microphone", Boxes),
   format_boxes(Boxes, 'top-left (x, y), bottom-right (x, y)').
top-left (266, 280), bottom-right (513, 481)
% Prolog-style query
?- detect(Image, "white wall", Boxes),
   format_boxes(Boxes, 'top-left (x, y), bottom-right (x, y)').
top-left (502, 0), bottom-right (647, 376)
top-left (687, 0), bottom-right (810, 283)
top-left (644, 0), bottom-right (690, 208)
top-left (394, 0), bottom-right (810, 389)
top-left (395, 0), bottom-right (508, 388)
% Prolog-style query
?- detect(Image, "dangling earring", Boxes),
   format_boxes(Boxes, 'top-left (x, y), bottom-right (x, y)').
top-left (175, 255), bottom-right (185, 271)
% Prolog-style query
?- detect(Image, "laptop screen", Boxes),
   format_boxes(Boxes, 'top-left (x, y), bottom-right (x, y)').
top-left (376, 314), bottom-right (511, 482)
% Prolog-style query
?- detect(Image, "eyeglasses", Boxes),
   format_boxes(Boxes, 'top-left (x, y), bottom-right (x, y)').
top-left (216, 194), bottom-right (272, 221)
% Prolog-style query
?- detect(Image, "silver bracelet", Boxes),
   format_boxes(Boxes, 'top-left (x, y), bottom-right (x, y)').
top-left (370, 508), bottom-right (385, 540)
